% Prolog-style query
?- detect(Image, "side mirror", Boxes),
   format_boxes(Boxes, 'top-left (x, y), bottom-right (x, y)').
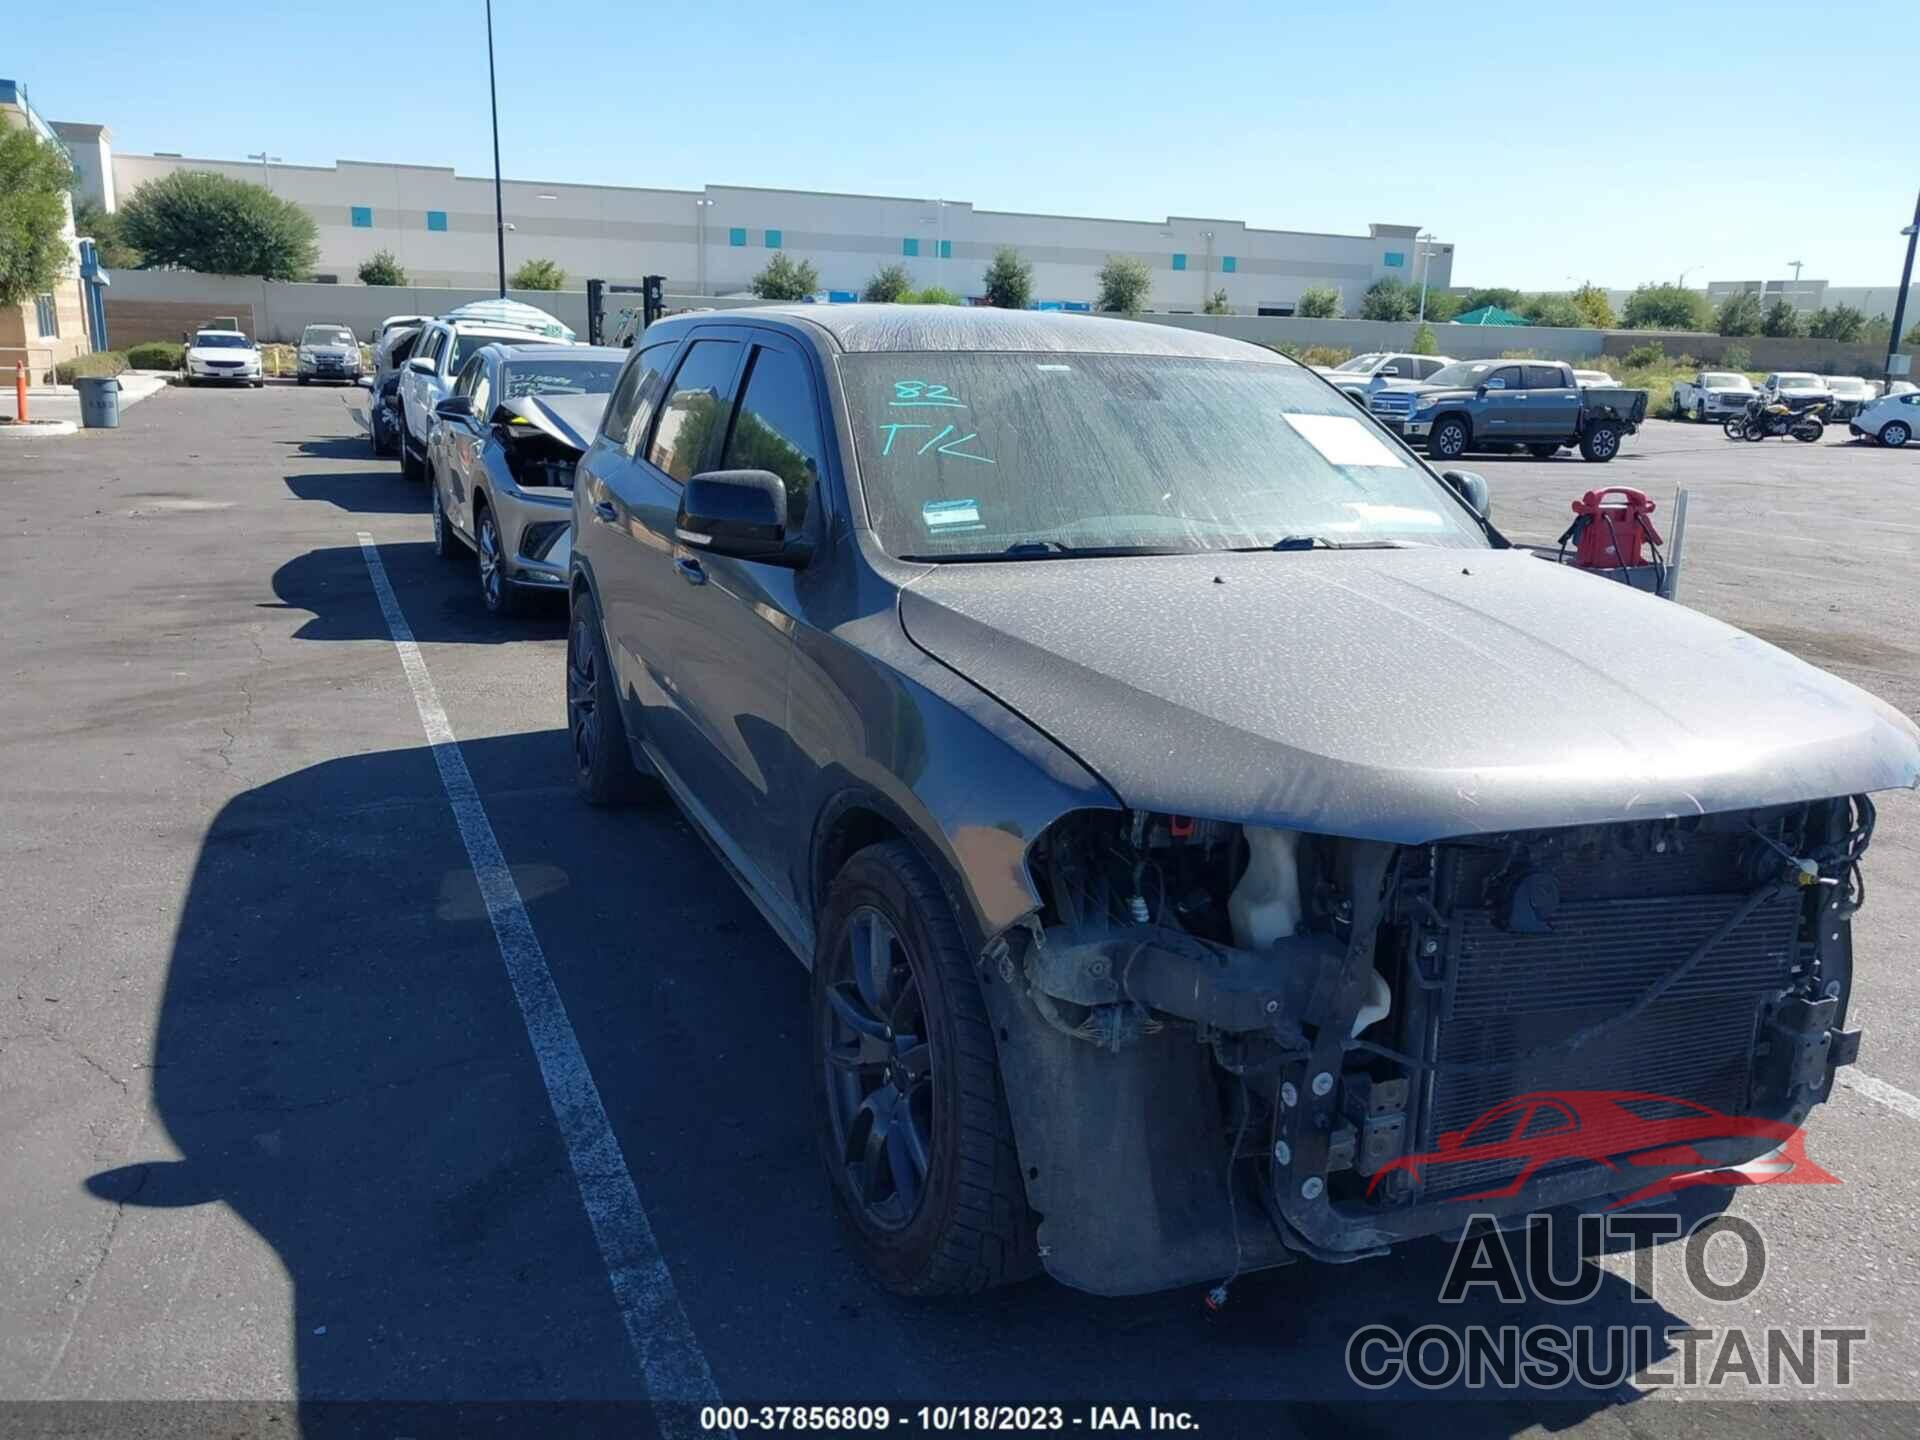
top-left (407, 355), bottom-right (435, 374)
top-left (434, 395), bottom-right (474, 421)
top-left (1379, 366), bottom-right (1400, 376)
top-left (677, 470), bottom-right (811, 568)
top-left (1441, 468), bottom-right (1491, 521)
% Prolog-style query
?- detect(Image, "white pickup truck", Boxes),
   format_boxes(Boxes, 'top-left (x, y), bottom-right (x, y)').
top-left (1672, 369), bottom-right (1756, 422)
top-left (1312, 351), bottom-right (1455, 404)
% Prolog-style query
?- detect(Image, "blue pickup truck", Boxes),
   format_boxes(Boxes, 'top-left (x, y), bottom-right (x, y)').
top-left (1368, 358), bottom-right (1649, 462)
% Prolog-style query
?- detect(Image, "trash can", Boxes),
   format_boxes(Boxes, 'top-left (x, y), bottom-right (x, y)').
top-left (74, 375), bottom-right (122, 429)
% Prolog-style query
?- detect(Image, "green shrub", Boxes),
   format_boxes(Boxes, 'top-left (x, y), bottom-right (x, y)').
top-left (1716, 292), bottom-right (1762, 336)
top-left (1806, 304), bottom-right (1866, 342)
top-left (1359, 277), bottom-right (1415, 321)
top-left (1522, 295), bottom-right (1584, 328)
top-left (1095, 255), bottom-right (1152, 314)
top-left (980, 247), bottom-right (1033, 310)
top-left (1722, 342), bottom-right (1752, 371)
top-left (1623, 283), bottom-right (1712, 331)
top-left (1569, 282), bottom-right (1615, 328)
top-left (358, 248), bottom-right (407, 286)
top-left (1464, 287), bottom-right (1525, 313)
top-left (1760, 299), bottom-right (1802, 338)
top-left (1295, 285), bottom-right (1340, 318)
top-left (750, 252), bottom-right (819, 301)
top-left (902, 286), bottom-right (963, 306)
top-left (862, 262), bottom-right (912, 303)
top-left (1420, 290), bottom-right (1463, 323)
top-left (55, 351), bottom-right (127, 384)
top-left (126, 340), bottom-right (185, 371)
top-left (1622, 340), bottom-right (1666, 368)
top-left (1410, 324), bottom-right (1438, 356)
top-left (1204, 287), bottom-right (1231, 316)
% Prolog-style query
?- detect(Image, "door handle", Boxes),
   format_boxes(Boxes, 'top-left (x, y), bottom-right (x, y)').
top-left (674, 556), bottom-right (707, 586)
top-left (592, 500), bottom-right (618, 523)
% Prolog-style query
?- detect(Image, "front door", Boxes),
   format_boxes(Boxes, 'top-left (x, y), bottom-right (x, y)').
top-left (1478, 364), bottom-right (1528, 436)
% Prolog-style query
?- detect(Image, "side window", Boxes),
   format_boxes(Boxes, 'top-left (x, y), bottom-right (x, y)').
top-left (1525, 364), bottom-right (1567, 390)
top-left (422, 328), bottom-right (447, 366)
top-left (453, 355), bottom-right (481, 399)
top-left (470, 360), bottom-right (493, 419)
top-left (722, 345), bottom-right (825, 529)
top-left (1416, 358), bottom-right (1445, 379)
top-left (645, 340), bottom-right (742, 482)
top-left (600, 342), bottom-right (675, 452)
top-left (1488, 366), bottom-right (1524, 391)
top-left (391, 332), bottom-right (419, 365)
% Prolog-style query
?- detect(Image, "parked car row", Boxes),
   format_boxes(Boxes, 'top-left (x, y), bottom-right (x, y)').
top-left (316, 304), bottom-right (1915, 1303)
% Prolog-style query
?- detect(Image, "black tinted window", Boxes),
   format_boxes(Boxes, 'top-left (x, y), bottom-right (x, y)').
top-left (600, 343), bottom-right (673, 450)
top-left (722, 347), bottom-right (824, 528)
top-left (1489, 367), bottom-right (1523, 390)
top-left (1525, 365), bottom-right (1567, 390)
top-left (647, 340), bottom-right (740, 482)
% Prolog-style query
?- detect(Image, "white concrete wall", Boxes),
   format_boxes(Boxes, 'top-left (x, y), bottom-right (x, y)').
top-left (107, 151), bottom-right (1451, 312)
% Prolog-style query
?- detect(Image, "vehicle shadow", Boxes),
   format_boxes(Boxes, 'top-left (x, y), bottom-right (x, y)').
top-left (82, 724), bottom-right (1694, 1429)
top-left (284, 473), bottom-right (429, 515)
top-left (281, 435), bottom-right (377, 461)
top-left (267, 542), bottom-right (564, 644)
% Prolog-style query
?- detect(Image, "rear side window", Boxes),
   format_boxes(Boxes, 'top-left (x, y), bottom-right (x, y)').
top-left (646, 340), bottom-right (741, 482)
top-left (722, 346), bottom-right (825, 528)
top-left (1415, 358), bottom-right (1445, 379)
top-left (601, 342), bottom-right (675, 452)
top-left (1524, 365), bottom-right (1567, 390)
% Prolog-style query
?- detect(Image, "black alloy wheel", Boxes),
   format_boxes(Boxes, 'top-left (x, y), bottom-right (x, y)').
top-left (475, 506), bottom-right (520, 616)
top-left (566, 588), bottom-right (648, 804)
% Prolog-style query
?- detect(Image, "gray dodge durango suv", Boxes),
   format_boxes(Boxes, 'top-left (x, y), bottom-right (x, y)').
top-left (567, 306), bottom-right (1917, 1298)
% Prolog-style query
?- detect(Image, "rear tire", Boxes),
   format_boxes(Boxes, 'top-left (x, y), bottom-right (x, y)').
top-left (813, 841), bottom-right (1032, 1296)
top-left (567, 586), bottom-right (651, 805)
top-left (1428, 416), bottom-right (1470, 460)
top-left (1579, 423), bottom-right (1621, 462)
top-left (1881, 421), bottom-right (1911, 448)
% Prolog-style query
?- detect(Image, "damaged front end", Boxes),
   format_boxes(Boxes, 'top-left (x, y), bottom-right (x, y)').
top-left (978, 800), bottom-right (1873, 1295)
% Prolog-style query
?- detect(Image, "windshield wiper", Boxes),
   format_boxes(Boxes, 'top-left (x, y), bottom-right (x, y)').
top-left (899, 540), bottom-right (1191, 562)
top-left (1243, 535), bottom-right (1411, 552)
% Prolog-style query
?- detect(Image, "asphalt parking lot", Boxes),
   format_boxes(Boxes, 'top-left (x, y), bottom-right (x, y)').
top-left (2, 389), bottom-right (1918, 1437)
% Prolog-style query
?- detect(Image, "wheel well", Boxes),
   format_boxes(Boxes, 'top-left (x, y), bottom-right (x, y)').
top-left (1433, 409), bottom-right (1472, 436)
top-left (815, 805), bottom-right (906, 918)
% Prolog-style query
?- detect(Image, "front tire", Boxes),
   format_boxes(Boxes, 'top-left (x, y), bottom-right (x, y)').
top-left (566, 586), bottom-right (650, 805)
top-left (1791, 419), bottom-right (1824, 443)
top-left (1881, 421), bottom-right (1911, 448)
top-left (813, 841), bottom-right (1031, 1296)
top-left (430, 476), bottom-right (461, 563)
top-left (1579, 422), bottom-right (1621, 462)
top-left (400, 421), bottom-right (425, 481)
top-left (1428, 416), bottom-right (1470, 460)
top-left (475, 504), bottom-right (522, 616)
top-left (1694, 401), bottom-right (1707, 422)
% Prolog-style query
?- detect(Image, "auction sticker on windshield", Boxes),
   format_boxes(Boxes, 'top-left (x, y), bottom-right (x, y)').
top-left (922, 498), bottom-right (985, 532)
top-left (1282, 412), bottom-right (1406, 468)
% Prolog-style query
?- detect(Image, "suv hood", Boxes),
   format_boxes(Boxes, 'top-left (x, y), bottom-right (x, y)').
top-left (899, 548), bottom-right (1920, 842)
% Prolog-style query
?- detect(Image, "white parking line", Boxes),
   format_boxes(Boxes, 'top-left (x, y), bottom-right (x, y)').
top-left (1838, 1069), bottom-right (1920, 1122)
top-left (357, 533), bottom-right (722, 1435)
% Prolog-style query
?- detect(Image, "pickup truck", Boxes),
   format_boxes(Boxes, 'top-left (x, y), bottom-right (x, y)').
top-left (1312, 350), bottom-right (1455, 404)
top-left (1672, 369), bottom-right (1757, 422)
top-left (1369, 358), bottom-right (1649, 462)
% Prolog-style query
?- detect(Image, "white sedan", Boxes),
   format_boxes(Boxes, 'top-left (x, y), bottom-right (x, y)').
top-left (183, 329), bottom-right (264, 387)
top-left (1849, 390), bottom-right (1920, 448)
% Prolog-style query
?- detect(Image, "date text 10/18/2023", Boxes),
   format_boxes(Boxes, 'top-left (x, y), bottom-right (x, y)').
top-left (698, 1405), bottom-right (1201, 1432)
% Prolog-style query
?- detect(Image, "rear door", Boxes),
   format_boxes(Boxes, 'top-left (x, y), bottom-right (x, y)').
top-left (1523, 364), bottom-right (1581, 439)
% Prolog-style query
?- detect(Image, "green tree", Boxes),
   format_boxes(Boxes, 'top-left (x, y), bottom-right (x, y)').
top-left (1295, 285), bottom-right (1340, 318)
top-left (1905, 321), bottom-right (1920, 348)
top-left (902, 285), bottom-right (962, 305)
top-left (749, 251), bottom-right (819, 301)
top-left (1806, 304), bottom-right (1866, 342)
top-left (981, 246), bottom-right (1033, 310)
top-left (1410, 323), bottom-right (1439, 356)
top-left (1463, 287), bottom-right (1525, 313)
top-left (1569, 282), bottom-right (1615, 329)
top-left (510, 256), bottom-right (565, 290)
top-left (1204, 287), bottom-right (1231, 316)
top-left (72, 198), bottom-right (139, 270)
top-left (1420, 289), bottom-right (1463, 323)
top-left (1521, 295), bottom-right (1583, 328)
top-left (1716, 292), bottom-right (1763, 337)
top-left (0, 125), bottom-right (76, 307)
top-left (119, 169), bottom-right (317, 279)
top-left (862, 262), bottom-right (912, 303)
top-left (1622, 283), bottom-right (1712, 331)
top-left (1760, 298), bottom-right (1803, 338)
top-left (1358, 276), bottom-right (1415, 321)
top-left (358, 248), bottom-right (407, 286)
top-left (1095, 254), bottom-right (1152, 314)
top-left (1722, 343), bottom-right (1752, 371)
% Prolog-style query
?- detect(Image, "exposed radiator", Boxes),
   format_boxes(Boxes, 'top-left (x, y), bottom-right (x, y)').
top-left (1418, 875), bottom-right (1801, 1201)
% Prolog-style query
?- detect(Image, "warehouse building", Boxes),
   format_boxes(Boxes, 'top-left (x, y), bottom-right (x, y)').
top-left (79, 142), bottom-right (1453, 315)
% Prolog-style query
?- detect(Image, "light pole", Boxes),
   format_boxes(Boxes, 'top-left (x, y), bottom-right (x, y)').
top-left (246, 151), bottom-right (281, 190)
top-left (1414, 231), bottom-right (1435, 322)
top-left (694, 198), bottom-right (715, 296)
top-left (1787, 259), bottom-right (1804, 285)
top-left (1201, 229), bottom-right (1214, 310)
top-left (1678, 263), bottom-right (1705, 289)
top-left (1884, 194), bottom-right (1920, 393)
top-left (485, 0), bottom-right (507, 298)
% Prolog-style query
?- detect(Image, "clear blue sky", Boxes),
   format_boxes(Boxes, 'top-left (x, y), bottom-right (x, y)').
top-left (14, 0), bottom-right (1918, 291)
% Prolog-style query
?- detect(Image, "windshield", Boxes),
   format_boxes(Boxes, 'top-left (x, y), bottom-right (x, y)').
top-left (841, 353), bottom-right (1487, 559)
top-left (1703, 373), bottom-right (1747, 387)
top-left (1331, 353), bottom-right (1384, 373)
top-left (1777, 374), bottom-right (1824, 387)
top-left (1825, 378), bottom-right (1865, 393)
top-left (1425, 361), bottom-right (1496, 388)
top-left (452, 331), bottom-right (541, 368)
top-left (502, 360), bottom-right (623, 398)
top-left (192, 333), bottom-right (250, 349)
top-left (301, 327), bottom-right (354, 347)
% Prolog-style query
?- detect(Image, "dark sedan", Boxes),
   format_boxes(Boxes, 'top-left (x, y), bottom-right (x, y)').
top-left (565, 306), bottom-right (1916, 1298)
top-left (426, 344), bottom-right (626, 615)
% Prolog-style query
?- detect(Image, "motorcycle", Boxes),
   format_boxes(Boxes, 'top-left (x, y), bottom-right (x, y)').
top-left (1727, 396), bottom-right (1826, 443)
